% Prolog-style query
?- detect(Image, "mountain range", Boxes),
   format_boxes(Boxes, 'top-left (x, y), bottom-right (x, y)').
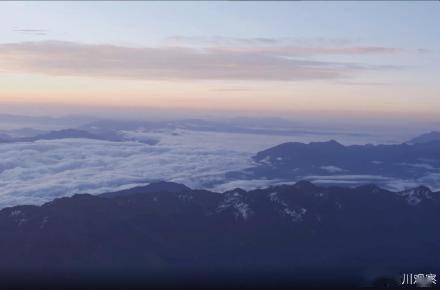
top-left (0, 181), bottom-right (438, 287)
top-left (226, 138), bottom-right (440, 190)
top-left (0, 129), bottom-right (158, 145)
top-left (407, 131), bottom-right (440, 144)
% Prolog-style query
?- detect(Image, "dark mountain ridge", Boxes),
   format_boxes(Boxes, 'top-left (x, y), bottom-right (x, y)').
top-left (0, 181), bottom-right (438, 287)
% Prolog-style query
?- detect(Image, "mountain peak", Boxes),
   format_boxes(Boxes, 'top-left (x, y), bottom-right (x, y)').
top-left (355, 184), bottom-right (382, 192)
top-left (407, 131), bottom-right (440, 144)
top-left (292, 180), bottom-right (317, 190)
top-left (100, 181), bottom-right (191, 198)
top-left (145, 181), bottom-right (191, 192)
top-left (309, 140), bottom-right (343, 147)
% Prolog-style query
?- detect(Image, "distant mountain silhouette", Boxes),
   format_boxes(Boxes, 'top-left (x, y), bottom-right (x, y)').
top-left (5, 127), bottom-right (47, 138)
top-left (407, 131), bottom-right (440, 144)
top-left (23, 129), bottom-right (108, 141)
top-left (0, 181), bottom-right (438, 287)
top-left (0, 132), bottom-right (13, 142)
top-left (0, 128), bottom-right (158, 145)
top-left (80, 118), bottom-right (369, 138)
top-left (226, 140), bottom-right (440, 187)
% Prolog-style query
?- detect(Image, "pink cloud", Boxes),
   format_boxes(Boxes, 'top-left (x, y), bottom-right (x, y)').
top-left (0, 41), bottom-right (399, 81)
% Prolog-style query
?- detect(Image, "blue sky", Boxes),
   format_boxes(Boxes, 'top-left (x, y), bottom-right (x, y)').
top-left (0, 1), bottom-right (439, 120)
top-left (1, 1), bottom-right (438, 48)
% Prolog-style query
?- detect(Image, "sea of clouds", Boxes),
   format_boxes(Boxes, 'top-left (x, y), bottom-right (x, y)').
top-left (0, 128), bottom-right (427, 208)
top-left (0, 129), bottom-right (295, 208)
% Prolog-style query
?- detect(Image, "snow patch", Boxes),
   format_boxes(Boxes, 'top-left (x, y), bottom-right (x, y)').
top-left (217, 190), bottom-right (253, 220)
top-left (268, 192), bottom-right (307, 222)
top-left (398, 187), bottom-right (433, 206)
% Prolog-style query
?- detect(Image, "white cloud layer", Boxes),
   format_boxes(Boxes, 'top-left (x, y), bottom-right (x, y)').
top-left (0, 130), bottom-right (299, 208)
top-left (0, 129), bottom-right (437, 208)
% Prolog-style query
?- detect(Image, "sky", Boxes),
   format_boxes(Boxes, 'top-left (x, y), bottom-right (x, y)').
top-left (0, 1), bottom-right (439, 121)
